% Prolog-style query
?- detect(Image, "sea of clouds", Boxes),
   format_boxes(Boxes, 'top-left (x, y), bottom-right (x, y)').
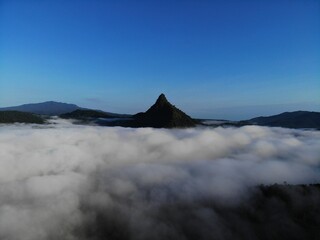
top-left (0, 120), bottom-right (319, 239)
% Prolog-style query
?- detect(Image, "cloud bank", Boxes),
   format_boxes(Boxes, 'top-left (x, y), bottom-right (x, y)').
top-left (0, 123), bottom-right (319, 239)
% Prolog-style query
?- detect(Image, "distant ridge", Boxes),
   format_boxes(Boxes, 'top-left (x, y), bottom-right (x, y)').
top-left (60, 109), bottom-right (130, 119)
top-left (0, 101), bottom-right (80, 115)
top-left (249, 111), bottom-right (320, 129)
top-left (133, 93), bottom-right (196, 128)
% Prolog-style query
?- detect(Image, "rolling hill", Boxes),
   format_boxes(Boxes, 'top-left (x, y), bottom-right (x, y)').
top-left (0, 111), bottom-right (45, 124)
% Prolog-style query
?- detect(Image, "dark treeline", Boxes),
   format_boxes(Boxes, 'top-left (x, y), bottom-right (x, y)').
top-left (75, 184), bottom-right (320, 240)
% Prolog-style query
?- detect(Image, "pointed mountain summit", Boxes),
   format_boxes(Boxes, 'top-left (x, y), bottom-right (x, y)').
top-left (154, 93), bottom-right (170, 106)
top-left (134, 93), bottom-right (196, 128)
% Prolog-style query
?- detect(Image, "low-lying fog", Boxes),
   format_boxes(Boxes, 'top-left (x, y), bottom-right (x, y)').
top-left (1, 120), bottom-right (319, 240)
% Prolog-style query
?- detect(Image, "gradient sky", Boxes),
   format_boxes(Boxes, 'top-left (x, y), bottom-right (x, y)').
top-left (1, 0), bottom-right (319, 120)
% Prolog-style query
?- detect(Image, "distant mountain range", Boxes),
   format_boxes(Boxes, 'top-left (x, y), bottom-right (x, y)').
top-left (248, 111), bottom-right (320, 129)
top-left (1, 97), bottom-right (319, 129)
top-left (0, 101), bottom-right (130, 118)
top-left (0, 101), bottom-right (80, 115)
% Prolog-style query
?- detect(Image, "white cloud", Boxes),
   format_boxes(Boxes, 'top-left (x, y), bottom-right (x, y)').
top-left (0, 123), bottom-right (319, 239)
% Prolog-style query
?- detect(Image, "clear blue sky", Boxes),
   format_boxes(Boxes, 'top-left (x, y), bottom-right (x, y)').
top-left (1, 0), bottom-right (319, 120)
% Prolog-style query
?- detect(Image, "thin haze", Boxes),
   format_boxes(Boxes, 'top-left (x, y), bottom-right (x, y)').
top-left (1, 0), bottom-right (320, 119)
top-left (0, 122), bottom-right (319, 239)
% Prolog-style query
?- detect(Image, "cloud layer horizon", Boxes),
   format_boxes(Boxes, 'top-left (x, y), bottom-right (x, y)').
top-left (1, 122), bottom-right (319, 239)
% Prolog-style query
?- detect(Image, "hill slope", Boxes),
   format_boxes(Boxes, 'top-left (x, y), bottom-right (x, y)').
top-left (249, 111), bottom-right (320, 129)
top-left (0, 111), bottom-right (44, 124)
top-left (0, 101), bottom-right (80, 115)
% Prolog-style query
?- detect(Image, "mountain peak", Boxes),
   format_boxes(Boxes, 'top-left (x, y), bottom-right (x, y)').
top-left (155, 93), bottom-right (169, 106)
top-left (134, 94), bottom-right (196, 128)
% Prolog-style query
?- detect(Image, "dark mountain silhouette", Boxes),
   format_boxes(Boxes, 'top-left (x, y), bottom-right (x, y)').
top-left (249, 111), bottom-right (320, 129)
top-left (0, 101), bottom-right (80, 115)
top-left (132, 94), bottom-right (196, 128)
top-left (98, 94), bottom-right (196, 128)
top-left (3, 99), bottom-right (318, 129)
top-left (0, 111), bottom-right (44, 124)
top-left (60, 109), bottom-right (130, 119)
